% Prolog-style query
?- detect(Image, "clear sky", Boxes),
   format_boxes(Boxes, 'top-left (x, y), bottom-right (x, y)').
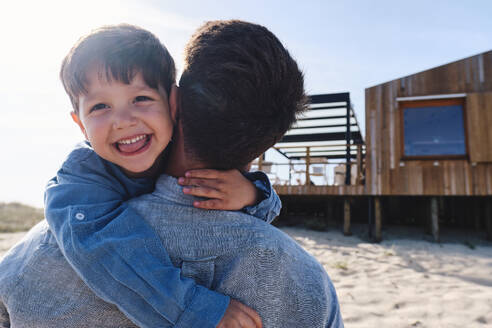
top-left (1, 0), bottom-right (491, 207)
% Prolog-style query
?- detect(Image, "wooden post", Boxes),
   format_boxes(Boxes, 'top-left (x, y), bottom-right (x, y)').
top-left (258, 153), bottom-right (263, 172)
top-left (485, 199), bottom-right (492, 241)
top-left (368, 197), bottom-right (373, 239)
top-left (345, 99), bottom-right (351, 186)
top-left (431, 197), bottom-right (440, 242)
top-left (374, 197), bottom-right (382, 242)
top-left (288, 161), bottom-right (292, 185)
top-left (305, 147), bottom-right (311, 186)
top-left (356, 144), bottom-right (362, 185)
top-left (343, 198), bottom-right (351, 236)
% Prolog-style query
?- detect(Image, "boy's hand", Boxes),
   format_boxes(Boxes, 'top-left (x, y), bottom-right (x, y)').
top-left (178, 169), bottom-right (258, 210)
top-left (217, 299), bottom-right (262, 328)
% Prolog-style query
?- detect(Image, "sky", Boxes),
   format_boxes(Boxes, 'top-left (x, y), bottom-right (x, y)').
top-left (0, 0), bottom-right (491, 207)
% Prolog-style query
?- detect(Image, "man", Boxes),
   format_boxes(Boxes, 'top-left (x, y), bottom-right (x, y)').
top-left (0, 20), bottom-right (343, 327)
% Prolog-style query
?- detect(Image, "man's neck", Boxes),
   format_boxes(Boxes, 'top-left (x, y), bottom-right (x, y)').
top-left (164, 134), bottom-right (206, 178)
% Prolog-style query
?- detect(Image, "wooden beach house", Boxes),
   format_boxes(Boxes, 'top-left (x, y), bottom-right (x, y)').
top-left (257, 50), bottom-right (492, 242)
top-left (365, 50), bottom-right (492, 241)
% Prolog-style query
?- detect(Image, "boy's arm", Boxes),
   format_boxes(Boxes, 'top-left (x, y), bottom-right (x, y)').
top-left (45, 143), bottom-right (231, 328)
top-left (242, 171), bottom-right (281, 224)
top-left (179, 169), bottom-right (281, 224)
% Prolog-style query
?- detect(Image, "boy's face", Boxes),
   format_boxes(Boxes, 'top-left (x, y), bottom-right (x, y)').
top-left (72, 68), bottom-right (174, 176)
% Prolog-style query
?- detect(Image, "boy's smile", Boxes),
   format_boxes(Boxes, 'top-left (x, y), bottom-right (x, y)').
top-left (115, 134), bottom-right (151, 155)
top-left (72, 68), bottom-right (174, 176)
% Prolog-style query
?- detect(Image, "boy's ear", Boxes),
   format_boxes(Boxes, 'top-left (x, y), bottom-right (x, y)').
top-left (70, 111), bottom-right (88, 140)
top-left (169, 84), bottom-right (179, 125)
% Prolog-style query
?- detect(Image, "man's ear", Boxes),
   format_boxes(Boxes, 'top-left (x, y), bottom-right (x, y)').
top-left (168, 84), bottom-right (179, 125)
top-left (71, 111), bottom-right (88, 140)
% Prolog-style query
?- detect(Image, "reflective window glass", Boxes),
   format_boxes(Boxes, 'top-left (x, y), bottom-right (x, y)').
top-left (403, 104), bottom-right (466, 157)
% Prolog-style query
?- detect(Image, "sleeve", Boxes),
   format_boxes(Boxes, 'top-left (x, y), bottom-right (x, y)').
top-left (242, 171), bottom-right (282, 224)
top-left (44, 143), bottom-right (229, 328)
top-left (0, 301), bottom-right (9, 328)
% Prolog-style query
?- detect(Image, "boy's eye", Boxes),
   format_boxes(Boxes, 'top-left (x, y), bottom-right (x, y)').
top-left (90, 103), bottom-right (109, 112)
top-left (134, 95), bottom-right (153, 103)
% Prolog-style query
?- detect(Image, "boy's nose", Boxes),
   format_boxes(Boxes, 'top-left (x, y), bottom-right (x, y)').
top-left (112, 107), bottom-right (138, 129)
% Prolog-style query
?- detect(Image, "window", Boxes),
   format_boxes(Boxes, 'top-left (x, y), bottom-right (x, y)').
top-left (400, 98), bottom-right (467, 159)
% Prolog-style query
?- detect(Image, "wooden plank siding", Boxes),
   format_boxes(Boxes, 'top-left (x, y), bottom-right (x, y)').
top-left (365, 51), bottom-right (492, 196)
top-left (275, 185), bottom-right (365, 196)
top-left (467, 92), bottom-right (492, 163)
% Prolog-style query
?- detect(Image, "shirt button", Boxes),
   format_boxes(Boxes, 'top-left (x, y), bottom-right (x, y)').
top-left (75, 212), bottom-right (85, 220)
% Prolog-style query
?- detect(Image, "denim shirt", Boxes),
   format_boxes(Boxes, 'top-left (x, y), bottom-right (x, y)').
top-left (42, 142), bottom-right (281, 327)
top-left (0, 175), bottom-right (343, 328)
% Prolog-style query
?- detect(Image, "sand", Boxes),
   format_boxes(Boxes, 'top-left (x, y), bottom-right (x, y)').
top-left (1, 226), bottom-right (491, 327)
top-left (282, 225), bottom-right (492, 328)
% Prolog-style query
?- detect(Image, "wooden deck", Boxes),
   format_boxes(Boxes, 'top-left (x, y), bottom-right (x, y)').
top-left (274, 184), bottom-right (365, 196)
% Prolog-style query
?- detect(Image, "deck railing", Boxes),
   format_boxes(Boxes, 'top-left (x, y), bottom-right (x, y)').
top-left (252, 143), bottom-right (365, 186)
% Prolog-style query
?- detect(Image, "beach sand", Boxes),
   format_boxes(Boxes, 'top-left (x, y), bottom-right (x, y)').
top-left (282, 225), bottom-right (492, 328)
top-left (1, 225), bottom-right (491, 327)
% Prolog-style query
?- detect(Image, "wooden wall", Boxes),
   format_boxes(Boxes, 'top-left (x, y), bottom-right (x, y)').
top-left (275, 185), bottom-right (365, 196)
top-left (467, 92), bottom-right (492, 163)
top-left (366, 51), bottom-right (492, 196)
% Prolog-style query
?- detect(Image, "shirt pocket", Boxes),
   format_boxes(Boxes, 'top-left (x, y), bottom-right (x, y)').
top-left (180, 257), bottom-right (216, 289)
top-left (68, 202), bottom-right (123, 233)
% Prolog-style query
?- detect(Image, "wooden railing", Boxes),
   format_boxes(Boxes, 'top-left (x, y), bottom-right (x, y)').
top-left (253, 143), bottom-right (365, 186)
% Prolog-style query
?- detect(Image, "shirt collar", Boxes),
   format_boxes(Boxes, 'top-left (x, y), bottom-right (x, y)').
top-left (153, 174), bottom-right (198, 206)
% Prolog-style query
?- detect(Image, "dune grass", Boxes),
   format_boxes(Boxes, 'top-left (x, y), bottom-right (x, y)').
top-left (0, 202), bottom-right (44, 232)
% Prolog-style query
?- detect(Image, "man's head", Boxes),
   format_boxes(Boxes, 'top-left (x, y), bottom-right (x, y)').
top-left (60, 24), bottom-right (176, 175)
top-left (178, 20), bottom-right (307, 170)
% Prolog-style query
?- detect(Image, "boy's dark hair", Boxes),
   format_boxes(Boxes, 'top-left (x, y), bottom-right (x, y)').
top-left (179, 20), bottom-right (307, 170)
top-left (60, 24), bottom-right (176, 113)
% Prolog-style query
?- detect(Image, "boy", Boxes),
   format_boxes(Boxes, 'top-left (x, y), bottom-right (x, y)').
top-left (44, 24), bottom-right (279, 327)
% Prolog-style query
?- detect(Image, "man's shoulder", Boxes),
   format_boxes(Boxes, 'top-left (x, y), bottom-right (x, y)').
top-left (222, 224), bottom-right (344, 327)
top-left (247, 224), bottom-right (328, 274)
top-left (222, 221), bottom-right (331, 286)
top-left (0, 221), bottom-right (57, 295)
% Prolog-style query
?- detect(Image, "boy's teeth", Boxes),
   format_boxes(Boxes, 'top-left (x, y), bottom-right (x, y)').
top-left (118, 135), bottom-right (146, 145)
top-left (116, 134), bottom-right (150, 154)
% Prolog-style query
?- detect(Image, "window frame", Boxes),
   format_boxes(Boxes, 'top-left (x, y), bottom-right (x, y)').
top-left (399, 97), bottom-right (468, 160)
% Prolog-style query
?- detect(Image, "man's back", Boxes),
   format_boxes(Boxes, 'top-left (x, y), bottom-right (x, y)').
top-left (129, 175), bottom-right (343, 327)
top-left (0, 174), bottom-right (343, 327)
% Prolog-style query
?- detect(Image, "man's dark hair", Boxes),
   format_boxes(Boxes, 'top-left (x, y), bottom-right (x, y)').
top-left (60, 24), bottom-right (176, 113)
top-left (179, 20), bottom-right (307, 170)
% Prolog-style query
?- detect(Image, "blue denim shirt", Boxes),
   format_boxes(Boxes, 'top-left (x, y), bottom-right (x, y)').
top-left (0, 175), bottom-right (343, 327)
top-left (43, 142), bottom-right (281, 327)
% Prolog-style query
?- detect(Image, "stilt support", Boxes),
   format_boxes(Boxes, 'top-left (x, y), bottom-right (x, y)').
top-left (343, 198), bottom-right (351, 236)
top-left (431, 197), bottom-right (440, 242)
top-left (374, 197), bottom-right (382, 242)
